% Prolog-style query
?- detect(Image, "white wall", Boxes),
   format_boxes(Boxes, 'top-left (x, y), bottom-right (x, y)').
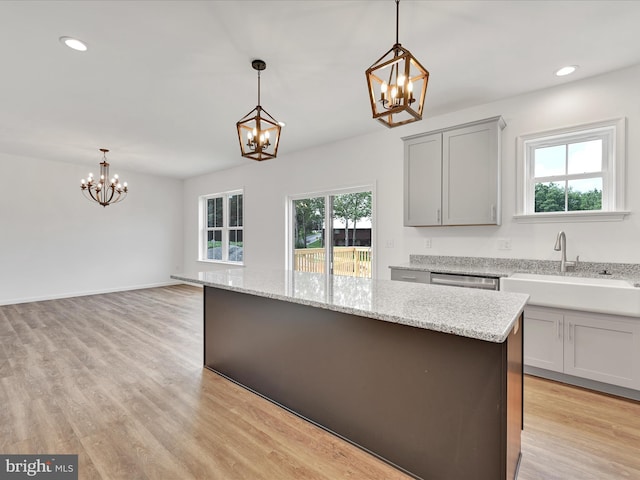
top-left (183, 64), bottom-right (640, 279)
top-left (0, 153), bottom-right (184, 304)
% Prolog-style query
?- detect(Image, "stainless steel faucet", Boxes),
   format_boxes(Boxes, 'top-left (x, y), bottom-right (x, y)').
top-left (554, 231), bottom-right (579, 272)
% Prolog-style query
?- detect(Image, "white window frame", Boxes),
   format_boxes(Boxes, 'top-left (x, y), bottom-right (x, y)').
top-left (198, 189), bottom-right (244, 264)
top-left (514, 118), bottom-right (629, 223)
top-left (285, 183), bottom-right (376, 278)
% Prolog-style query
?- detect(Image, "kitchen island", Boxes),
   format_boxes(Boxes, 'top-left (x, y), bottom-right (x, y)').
top-left (172, 268), bottom-right (529, 480)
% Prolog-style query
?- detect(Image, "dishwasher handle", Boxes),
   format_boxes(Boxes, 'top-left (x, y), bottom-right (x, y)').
top-left (430, 273), bottom-right (499, 290)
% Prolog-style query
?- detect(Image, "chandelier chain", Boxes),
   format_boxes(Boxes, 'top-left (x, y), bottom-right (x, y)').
top-left (395, 0), bottom-right (400, 46)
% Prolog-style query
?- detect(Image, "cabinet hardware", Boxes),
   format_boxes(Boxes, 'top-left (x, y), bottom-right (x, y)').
top-left (568, 322), bottom-right (573, 341)
top-left (401, 276), bottom-right (417, 280)
top-left (491, 204), bottom-right (496, 221)
top-left (437, 209), bottom-right (441, 223)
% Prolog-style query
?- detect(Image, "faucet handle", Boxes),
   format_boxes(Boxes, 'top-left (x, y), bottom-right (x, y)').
top-left (564, 255), bottom-right (580, 271)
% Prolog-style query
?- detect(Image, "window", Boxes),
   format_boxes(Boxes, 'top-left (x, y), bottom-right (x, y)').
top-left (199, 190), bottom-right (243, 263)
top-left (515, 118), bottom-right (628, 222)
top-left (287, 186), bottom-right (374, 278)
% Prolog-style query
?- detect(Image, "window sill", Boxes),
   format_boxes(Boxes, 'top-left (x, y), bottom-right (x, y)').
top-left (197, 259), bottom-right (244, 266)
top-left (513, 211), bottom-right (630, 223)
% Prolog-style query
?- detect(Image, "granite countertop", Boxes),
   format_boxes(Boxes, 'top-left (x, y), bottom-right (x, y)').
top-left (391, 255), bottom-right (640, 285)
top-left (171, 268), bottom-right (528, 344)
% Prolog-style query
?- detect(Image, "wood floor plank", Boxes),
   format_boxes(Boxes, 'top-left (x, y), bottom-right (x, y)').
top-left (1, 284), bottom-right (639, 480)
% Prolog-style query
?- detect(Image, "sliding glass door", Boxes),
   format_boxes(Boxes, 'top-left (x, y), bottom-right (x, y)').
top-left (290, 188), bottom-right (373, 278)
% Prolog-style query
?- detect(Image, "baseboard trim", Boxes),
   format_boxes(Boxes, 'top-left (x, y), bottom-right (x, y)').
top-left (0, 280), bottom-right (182, 306)
top-left (525, 366), bottom-right (640, 401)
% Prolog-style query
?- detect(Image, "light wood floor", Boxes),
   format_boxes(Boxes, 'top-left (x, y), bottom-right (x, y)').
top-left (1, 285), bottom-right (639, 480)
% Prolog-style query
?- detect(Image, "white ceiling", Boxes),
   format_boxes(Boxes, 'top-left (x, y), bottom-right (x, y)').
top-left (2, 0), bottom-right (640, 179)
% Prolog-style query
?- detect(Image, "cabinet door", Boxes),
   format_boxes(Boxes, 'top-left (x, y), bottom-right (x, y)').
top-left (523, 307), bottom-right (563, 372)
top-left (564, 312), bottom-right (640, 389)
top-left (442, 120), bottom-right (500, 225)
top-left (404, 133), bottom-right (442, 226)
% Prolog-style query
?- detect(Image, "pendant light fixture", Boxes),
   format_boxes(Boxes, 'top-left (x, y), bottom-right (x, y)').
top-left (80, 148), bottom-right (128, 207)
top-left (236, 59), bottom-right (282, 161)
top-left (365, 0), bottom-right (429, 128)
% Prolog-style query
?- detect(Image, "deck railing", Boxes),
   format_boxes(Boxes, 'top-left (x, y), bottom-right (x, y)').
top-left (294, 247), bottom-right (372, 278)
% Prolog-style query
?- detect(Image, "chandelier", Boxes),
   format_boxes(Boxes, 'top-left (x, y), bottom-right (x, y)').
top-left (80, 148), bottom-right (128, 207)
top-left (365, 0), bottom-right (429, 128)
top-left (236, 59), bottom-right (282, 161)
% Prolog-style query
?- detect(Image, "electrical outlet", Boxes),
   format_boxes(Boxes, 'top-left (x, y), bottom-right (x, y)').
top-left (498, 238), bottom-right (512, 250)
top-left (424, 238), bottom-right (432, 249)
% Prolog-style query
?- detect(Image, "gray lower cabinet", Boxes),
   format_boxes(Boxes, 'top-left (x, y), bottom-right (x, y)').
top-left (524, 305), bottom-right (640, 390)
top-left (403, 116), bottom-right (505, 227)
top-left (390, 267), bottom-right (430, 283)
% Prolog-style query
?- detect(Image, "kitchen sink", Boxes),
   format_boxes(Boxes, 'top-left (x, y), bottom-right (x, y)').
top-left (501, 272), bottom-right (640, 317)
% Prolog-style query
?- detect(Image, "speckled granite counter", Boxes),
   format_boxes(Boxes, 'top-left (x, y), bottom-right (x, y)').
top-left (391, 255), bottom-right (640, 285)
top-left (171, 268), bottom-right (528, 343)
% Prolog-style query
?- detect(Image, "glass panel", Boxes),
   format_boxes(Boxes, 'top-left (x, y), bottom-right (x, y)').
top-left (534, 182), bottom-right (566, 212)
top-left (207, 230), bottom-right (222, 260)
top-left (228, 230), bottom-right (244, 262)
top-left (567, 178), bottom-right (602, 211)
top-left (207, 197), bottom-right (223, 228)
top-left (534, 145), bottom-right (566, 177)
top-left (331, 192), bottom-right (372, 278)
top-left (568, 140), bottom-right (602, 175)
top-left (229, 194), bottom-right (243, 227)
top-left (293, 197), bottom-right (326, 273)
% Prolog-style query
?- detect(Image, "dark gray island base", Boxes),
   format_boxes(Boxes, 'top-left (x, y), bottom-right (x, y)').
top-left (203, 286), bottom-right (523, 480)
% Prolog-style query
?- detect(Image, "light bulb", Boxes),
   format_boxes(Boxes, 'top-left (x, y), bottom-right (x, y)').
top-left (81, 179), bottom-right (86, 185)
top-left (391, 87), bottom-right (397, 98)
top-left (259, 134), bottom-right (265, 144)
top-left (398, 75), bottom-right (405, 86)
top-left (88, 173), bottom-right (93, 178)
top-left (59, 36), bottom-right (87, 52)
top-left (247, 131), bottom-right (253, 140)
top-left (265, 130), bottom-right (270, 139)
top-left (114, 174), bottom-right (119, 179)
top-left (252, 127), bottom-right (257, 136)
top-left (555, 65), bottom-right (578, 77)
top-left (381, 82), bottom-right (387, 93)
top-left (408, 81), bottom-right (414, 92)
top-left (100, 174), bottom-right (104, 180)
top-left (123, 182), bottom-right (128, 187)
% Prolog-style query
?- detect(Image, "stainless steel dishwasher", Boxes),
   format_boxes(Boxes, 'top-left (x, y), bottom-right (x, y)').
top-left (430, 272), bottom-right (500, 291)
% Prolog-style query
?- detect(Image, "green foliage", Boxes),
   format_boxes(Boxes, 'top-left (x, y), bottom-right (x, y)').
top-left (332, 192), bottom-right (372, 246)
top-left (293, 192), bottom-right (373, 249)
top-left (207, 241), bottom-right (242, 248)
top-left (294, 198), bottom-right (325, 248)
top-left (534, 183), bottom-right (601, 213)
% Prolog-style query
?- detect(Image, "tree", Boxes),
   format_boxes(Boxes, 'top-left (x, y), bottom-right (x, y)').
top-left (294, 198), bottom-right (325, 248)
top-left (332, 192), bottom-right (372, 246)
top-left (535, 183), bottom-right (601, 213)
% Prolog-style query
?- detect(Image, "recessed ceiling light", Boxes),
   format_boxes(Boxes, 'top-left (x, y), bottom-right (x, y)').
top-left (59, 36), bottom-right (88, 52)
top-left (555, 65), bottom-right (578, 77)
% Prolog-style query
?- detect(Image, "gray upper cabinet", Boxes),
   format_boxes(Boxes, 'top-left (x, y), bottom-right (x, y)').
top-left (403, 116), bottom-right (505, 226)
